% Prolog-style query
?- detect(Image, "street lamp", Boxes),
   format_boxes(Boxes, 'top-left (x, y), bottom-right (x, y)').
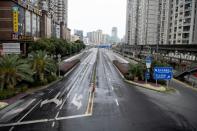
top-left (57, 54), bottom-right (61, 77)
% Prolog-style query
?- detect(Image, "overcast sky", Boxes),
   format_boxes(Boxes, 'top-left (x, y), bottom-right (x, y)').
top-left (68, 0), bottom-right (126, 38)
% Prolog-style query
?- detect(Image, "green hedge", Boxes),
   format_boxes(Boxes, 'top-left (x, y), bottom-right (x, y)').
top-left (0, 85), bottom-right (28, 100)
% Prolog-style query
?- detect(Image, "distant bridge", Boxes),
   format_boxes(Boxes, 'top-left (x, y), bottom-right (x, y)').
top-left (97, 44), bottom-right (112, 48)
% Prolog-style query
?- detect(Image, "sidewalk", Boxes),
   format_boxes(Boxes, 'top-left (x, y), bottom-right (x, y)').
top-left (113, 51), bottom-right (138, 65)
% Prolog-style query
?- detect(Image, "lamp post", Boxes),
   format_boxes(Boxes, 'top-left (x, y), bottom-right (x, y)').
top-left (57, 54), bottom-right (61, 77)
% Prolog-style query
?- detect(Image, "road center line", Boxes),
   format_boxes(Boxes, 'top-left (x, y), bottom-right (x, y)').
top-left (57, 114), bottom-right (91, 120)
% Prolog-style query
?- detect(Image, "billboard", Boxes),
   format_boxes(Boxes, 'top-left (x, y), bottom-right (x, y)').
top-left (3, 43), bottom-right (21, 54)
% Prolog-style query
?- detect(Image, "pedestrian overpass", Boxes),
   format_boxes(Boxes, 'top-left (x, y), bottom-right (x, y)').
top-left (97, 44), bottom-right (112, 49)
top-left (174, 68), bottom-right (197, 79)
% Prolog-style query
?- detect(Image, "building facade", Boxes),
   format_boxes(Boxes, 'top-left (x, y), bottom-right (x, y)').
top-left (74, 30), bottom-right (84, 41)
top-left (0, 0), bottom-right (42, 55)
top-left (125, 0), bottom-right (160, 46)
top-left (159, 0), bottom-right (170, 45)
top-left (87, 30), bottom-right (104, 45)
top-left (111, 27), bottom-right (119, 43)
top-left (71, 35), bottom-right (80, 42)
top-left (161, 0), bottom-right (197, 45)
top-left (126, 0), bottom-right (197, 46)
top-left (40, 0), bottom-right (69, 40)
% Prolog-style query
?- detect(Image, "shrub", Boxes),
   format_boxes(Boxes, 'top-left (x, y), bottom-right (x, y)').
top-left (47, 74), bottom-right (57, 83)
top-left (0, 89), bottom-right (18, 100)
top-left (128, 63), bottom-right (146, 81)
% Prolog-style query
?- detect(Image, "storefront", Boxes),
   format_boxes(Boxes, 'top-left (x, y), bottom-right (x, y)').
top-left (0, 0), bottom-right (42, 55)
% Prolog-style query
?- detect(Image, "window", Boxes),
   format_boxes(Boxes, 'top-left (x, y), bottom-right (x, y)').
top-left (37, 16), bottom-right (40, 37)
top-left (32, 14), bottom-right (37, 36)
top-left (25, 10), bottom-right (31, 35)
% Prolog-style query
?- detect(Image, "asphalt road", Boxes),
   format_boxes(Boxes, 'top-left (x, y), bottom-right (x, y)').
top-left (0, 48), bottom-right (197, 131)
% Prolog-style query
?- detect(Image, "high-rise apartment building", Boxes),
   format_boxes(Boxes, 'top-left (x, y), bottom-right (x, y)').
top-left (160, 0), bottom-right (197, 45)
top-left (57, 0), bottom-right (68, 26)
top-left (125, 0), bottom-right (160, 46)
top-left (159, 0), bottom-right (170, 45)
top-left (125, 0), bottom-right (138, 45)
top-left (87, 30), bottom-right (105, 45)
top-left (39, 0), bottom-right (68, 39)
top-left (74, 30), bottom-right (84, 41)
top-left (126, 0), bottom-right (197, 45)
top-left (102, 34), bottom-right (110, 44)
top-left (111, 27), bottom-right (119, 43)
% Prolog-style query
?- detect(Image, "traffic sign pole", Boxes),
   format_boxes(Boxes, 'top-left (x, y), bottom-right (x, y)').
top-left (156, 80), bottom-right (158, 86)
top-left (167, 80), bottom-right (169, 89)
top-left (154, 67), bottom-right (173, 87)
top-left (145, 56), bottom-right (152, 84)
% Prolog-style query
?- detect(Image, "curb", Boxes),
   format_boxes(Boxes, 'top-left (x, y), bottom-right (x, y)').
top-left (112, 63), bottom-right (168, 93)
top-left (173, 78), bottom-right (197, 92)
top-left (0, 102), bottom-right (8, 109)
top-left (124, 79), bottom-right (166, 92)
top-left (63, 62), bottom-right (80, 77)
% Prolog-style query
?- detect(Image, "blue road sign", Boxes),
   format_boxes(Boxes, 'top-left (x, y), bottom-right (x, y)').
top-left (145, 56), bottom-right (152, 68)
top-left (145, 56), bottom-right (152, 64)
top-left (145, 72), bottom-right (150, 80)
top-left (154, 67), bottom-right (173, 80)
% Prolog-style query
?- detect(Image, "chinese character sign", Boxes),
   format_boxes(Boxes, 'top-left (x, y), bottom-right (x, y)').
top-left (154, 67), bottom-right (173, 80)
top-left (13, 7), bottom-right (19, 33)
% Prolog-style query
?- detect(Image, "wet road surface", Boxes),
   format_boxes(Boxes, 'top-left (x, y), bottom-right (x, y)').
top-left (0, 48), bottom-right (197, 131)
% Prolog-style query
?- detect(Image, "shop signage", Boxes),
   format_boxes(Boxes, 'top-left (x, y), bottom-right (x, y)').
top-left (12, 7), bottom-right (19, 33)
top-left (3, 43), bottom-right (20, 54)
top-left (18, 35), bottom-right (33, 41)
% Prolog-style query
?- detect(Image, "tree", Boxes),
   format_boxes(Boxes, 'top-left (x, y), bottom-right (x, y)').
top-left (29, 50), bottom-right (57, 83)
top-left (0, 55), bottom-right (33, 90)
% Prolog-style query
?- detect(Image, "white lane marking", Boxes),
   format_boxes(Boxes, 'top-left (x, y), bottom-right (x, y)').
top-left (71, 94), bottom-right (83, 110)
top-left (0, 114), bottom-right (91, 128)
top-left (115, 99), bottom-right (119, 106)
top-left (51, 110), bottom-right (60, 127)
top-left (49, 90), bottom-right (53, 93)
top-left (51, 50), bottom-right (96, 127)
top-left (51, 121), bottom-right (55, 127)
top-left (2, 99), bottom-right (36, 119)
top-left (18, 100), bottom-right (42, 122)
top-left (56, 114), bottom-right (91, 120)
top-left (52, 55), bottom-right (91, 127)
top-left (40, 92), bottom-right (62, 107)
top-left (9, 100), bottom-right (42, 131)
top-left (9, 127), bottom-right (14, 131)
top-left (111, 86), bottom-right (114, 91)
top-left (55, 112), bottom-right (60, 118)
